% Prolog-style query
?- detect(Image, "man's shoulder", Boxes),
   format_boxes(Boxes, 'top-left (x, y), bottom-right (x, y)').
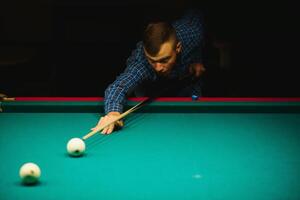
top-left (125, 42), bottom-right (154, 75)
top-left (126, 41), bottom-right (146, 64)
top-left (173, 9), bottom-right (204, 49)
top-left (173, 9), bottom-right (203, 29)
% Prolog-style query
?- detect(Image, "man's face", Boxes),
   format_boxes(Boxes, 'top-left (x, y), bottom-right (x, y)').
top-left (144, 40), bottom-right (181, 76)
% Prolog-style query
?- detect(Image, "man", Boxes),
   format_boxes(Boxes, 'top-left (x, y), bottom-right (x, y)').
top-left (92, 10), bottom-right (205, 134)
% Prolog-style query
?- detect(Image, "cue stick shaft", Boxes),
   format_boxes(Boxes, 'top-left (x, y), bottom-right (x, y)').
top-left (3, 97), bottom-right (15, 101)
top-left (82, 98), bottom-right (148, 140)
top-left (82, 74), bottom-right (194, 140)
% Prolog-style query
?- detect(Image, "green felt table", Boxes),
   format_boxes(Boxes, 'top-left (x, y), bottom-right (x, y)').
top-left (1, 97), bottom-right (300, 200)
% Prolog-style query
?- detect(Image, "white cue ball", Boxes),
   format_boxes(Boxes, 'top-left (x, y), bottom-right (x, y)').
top-left (19, 162), bottom-right (41, 185)
top-left (67, 138), bottom-right (86, 157)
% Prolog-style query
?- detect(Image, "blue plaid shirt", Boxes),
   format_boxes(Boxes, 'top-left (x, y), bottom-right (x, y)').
top-left (104, 10), bottom-right (204, 114)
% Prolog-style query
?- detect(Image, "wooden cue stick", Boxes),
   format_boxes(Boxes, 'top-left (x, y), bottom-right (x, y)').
top-left (82, 98), bottom-right (149, 140)
top-left (2, 97), bottom-right (15, 101)
top-left (0, 94), bottom-right (15, 101)
top-left (0, 95), bottom-right (15, 112)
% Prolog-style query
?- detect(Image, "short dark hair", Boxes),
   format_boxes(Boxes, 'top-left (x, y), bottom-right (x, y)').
top-left (142, 22), bottom-right (177, 56)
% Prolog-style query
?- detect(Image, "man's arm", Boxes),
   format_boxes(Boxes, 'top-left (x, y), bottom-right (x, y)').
top-left (96, 66), bottom-right (145, 134)
top-left (174, 9), bottom-right (205, 77)
top-left (185, 10), bottom-right (205, 78)
top-left (104, 70), bottom-right (141, 114)
top-left (92, 43), bottom-right (154, 134)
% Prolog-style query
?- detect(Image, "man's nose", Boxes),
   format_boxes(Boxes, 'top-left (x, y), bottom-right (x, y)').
top-left (154, 63), bottom-right (164, 71)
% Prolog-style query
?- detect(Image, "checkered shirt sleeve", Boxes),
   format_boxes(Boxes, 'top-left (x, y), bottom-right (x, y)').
top-left (104, 42), bottom-right (155, 114)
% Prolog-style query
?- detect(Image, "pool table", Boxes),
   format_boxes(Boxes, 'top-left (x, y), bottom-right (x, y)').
top-left (1, 97), bottom-right (300, 200)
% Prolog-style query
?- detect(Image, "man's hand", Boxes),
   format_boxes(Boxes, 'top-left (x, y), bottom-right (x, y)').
top-left (91, 112), bottom-right (124, 134)
top-left (189, 63), bottom-right (206, 78)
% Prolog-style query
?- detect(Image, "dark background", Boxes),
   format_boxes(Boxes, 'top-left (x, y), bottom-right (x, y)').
top-left (0, 0), bottom-right (299, 97)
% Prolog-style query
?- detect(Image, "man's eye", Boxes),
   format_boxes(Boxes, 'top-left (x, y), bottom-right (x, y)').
top-left (160, 59), bottom-right (169, 63)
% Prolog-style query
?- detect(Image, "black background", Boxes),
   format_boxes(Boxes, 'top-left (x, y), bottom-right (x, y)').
top-left (0, 0), bottom-right (299, 97)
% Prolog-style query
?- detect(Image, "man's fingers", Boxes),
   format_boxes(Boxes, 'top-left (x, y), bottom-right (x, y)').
top-left (106, 124), bottom-right (115, 134)
top-left (97, 113), bottom-right (122, 135)
top-left (102, 124), bottom-right (114, 134)
top-left (116, 120), bottom-right (124, 127)
top-left (189, 64), bottom-right (205, 77)
top-left (101, 126), bottom-right (108, 134)
top-left (101, 122), bottom-right (110, 134)
top-left (100, 118), bottom-right (108, 134)
top-left (195, 65), bottom-right (206, 77)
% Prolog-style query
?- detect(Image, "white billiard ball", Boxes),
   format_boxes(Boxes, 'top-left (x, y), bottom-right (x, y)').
top-left (19, 162), bottom-right (41, 185)
top-left (67, 138), bottom-right (86, 157)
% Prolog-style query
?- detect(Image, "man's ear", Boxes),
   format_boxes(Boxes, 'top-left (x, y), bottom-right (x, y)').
top-left (176, 42), bottom-right (182, 54)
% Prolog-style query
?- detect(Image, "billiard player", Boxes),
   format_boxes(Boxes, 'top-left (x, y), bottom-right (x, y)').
top-left (92, 10), bottom-right (206, 134)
